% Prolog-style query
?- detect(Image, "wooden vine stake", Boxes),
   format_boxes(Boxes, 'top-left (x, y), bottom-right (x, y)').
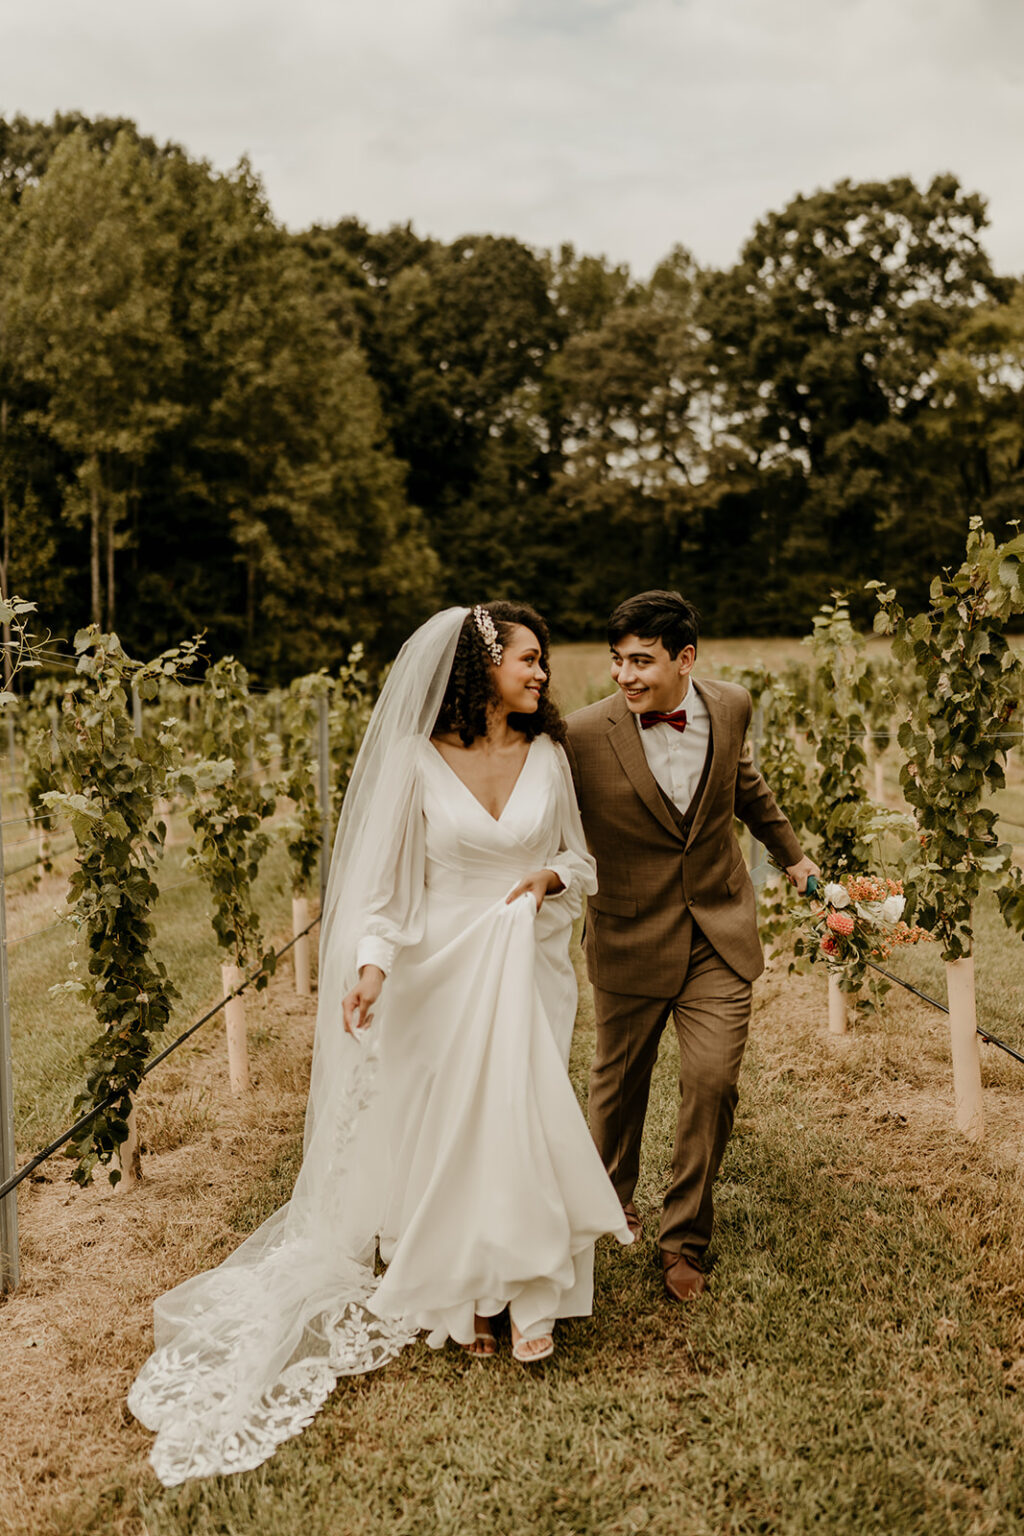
top-left (872, 518), bottom-right (1024, 1143)
top-left (186, 658), bottom-right (277, 1090)
top-left (292, 899), bottom-right (311, 997)
top-left (221, 963), bottom-right (249, 1093)
top-left (117, 1103), bottom-right (142, 1184)
top-left (827, 974), bottom-right (848, 1036)
top-left (945, 956), bottom-right (983, 1140)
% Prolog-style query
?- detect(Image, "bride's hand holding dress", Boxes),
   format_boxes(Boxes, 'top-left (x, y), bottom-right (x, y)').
top-left (344, 865), bottom-right (563, 1032)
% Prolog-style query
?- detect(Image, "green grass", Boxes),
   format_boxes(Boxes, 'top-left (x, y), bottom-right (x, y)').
top-left (99, 964), bottom-right (1024, 1536)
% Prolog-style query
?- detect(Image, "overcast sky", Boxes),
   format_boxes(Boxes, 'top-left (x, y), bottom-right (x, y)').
top-left (4, 0), bottom-right (1023, 277)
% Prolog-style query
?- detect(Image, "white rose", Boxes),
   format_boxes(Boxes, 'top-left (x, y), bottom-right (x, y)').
top-left (823, 883), bottom-right (850, 908)
top-left (880, 894), bottom-right (905, 924)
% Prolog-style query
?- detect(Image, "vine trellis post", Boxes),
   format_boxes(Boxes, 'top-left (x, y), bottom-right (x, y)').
top-left (1, 594), bottom-right (52, 1285)
top-left (278, 675), bottom-right (332, 999)
top-left (872, 518), bottom-right (1024, 1142)
top-left (116, 685), bottom-right (147, 1186)
top-left (0, 810), bottom-right (18, 1292)
top-left (318, 692), bottom-right (331, 912)
top-left (185, 657), bottom-right (278, 1094)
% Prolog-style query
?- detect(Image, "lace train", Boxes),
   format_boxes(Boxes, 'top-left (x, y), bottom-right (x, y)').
top-left (128, 1288), bottom-right (418, 1484)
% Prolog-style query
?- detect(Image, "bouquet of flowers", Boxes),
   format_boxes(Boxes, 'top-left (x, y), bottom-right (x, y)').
top-left (793, 872), bottom-right (929, 989)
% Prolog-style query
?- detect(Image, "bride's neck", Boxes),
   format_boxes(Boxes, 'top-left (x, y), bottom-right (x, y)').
top-left (482, 707), bottom-right (524, 749)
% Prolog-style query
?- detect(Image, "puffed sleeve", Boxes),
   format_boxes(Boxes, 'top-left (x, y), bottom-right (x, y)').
top-left (353, 740), bottom-right (428, 977)
top-left (547, 740), bottom-right (598, 919)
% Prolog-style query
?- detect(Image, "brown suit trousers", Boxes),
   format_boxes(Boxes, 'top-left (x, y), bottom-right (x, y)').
top-left (566, 680), bottom-right (804, 1259)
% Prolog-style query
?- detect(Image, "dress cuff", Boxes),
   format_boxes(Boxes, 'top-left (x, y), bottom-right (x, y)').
top-left (355, 935), bottom-right (395, 976)
top-left (547, 863), bottom-right (572, 897)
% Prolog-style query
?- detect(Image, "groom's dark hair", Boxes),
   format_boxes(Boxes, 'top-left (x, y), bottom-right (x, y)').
top-left (607, 590), bottom-right (700, 659)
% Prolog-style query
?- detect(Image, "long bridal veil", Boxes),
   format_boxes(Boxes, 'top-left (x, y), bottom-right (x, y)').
top-left (128, 608), bottom-right (469, 1486)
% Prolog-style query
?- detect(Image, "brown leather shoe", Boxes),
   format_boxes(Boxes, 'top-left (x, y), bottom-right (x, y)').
top-left (661, 1248), bottom-right (706, 1301)
top-left (622, 1202), bottom-right (642, 1238)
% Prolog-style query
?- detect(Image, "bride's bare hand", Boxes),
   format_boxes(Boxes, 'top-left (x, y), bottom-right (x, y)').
top-left (342, 966), bottom-right (385, 1034)
top-left (505, 869), bottom-right (564, 912)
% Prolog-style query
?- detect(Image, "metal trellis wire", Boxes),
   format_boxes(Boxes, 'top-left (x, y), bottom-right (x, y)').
top-left (796, 876), bottom-right (1024, 1068)
top-left (864, 959), bottom-right (1024, 1067)
top-left (0, 912), bottom-right (322, 1204)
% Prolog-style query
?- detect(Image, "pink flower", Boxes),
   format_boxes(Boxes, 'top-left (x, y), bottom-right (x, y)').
top-left (827, 911), bottom-right (855, 936)
top-left (821, 936), bottom-right (838, 955)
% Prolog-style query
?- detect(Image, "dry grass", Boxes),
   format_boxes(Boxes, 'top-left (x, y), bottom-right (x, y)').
top-left (0, 946), bottom-right (318, 1536)
top-left (3, 936), bottom-right (1024, 1536)
top-left (6, 824), bottom-right (296, 1151)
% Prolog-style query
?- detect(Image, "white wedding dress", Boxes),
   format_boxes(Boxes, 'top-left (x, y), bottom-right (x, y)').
top-left (129, 623), bottom-right (631, 1485)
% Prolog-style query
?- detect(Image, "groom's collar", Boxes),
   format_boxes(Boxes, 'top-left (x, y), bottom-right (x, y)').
top-left (604, 675), bottom-right (718, 727)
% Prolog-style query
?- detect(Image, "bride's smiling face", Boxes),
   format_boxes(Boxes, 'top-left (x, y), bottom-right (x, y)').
top-left (494, 626), bottom-right (546, 714)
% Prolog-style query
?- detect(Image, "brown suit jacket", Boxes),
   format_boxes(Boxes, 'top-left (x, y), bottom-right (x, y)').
top-left (565, 679), bottom-right (803, 997)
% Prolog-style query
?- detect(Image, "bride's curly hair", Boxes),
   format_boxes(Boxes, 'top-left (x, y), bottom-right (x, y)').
top-left (434, 600), bottom-right (567, 747)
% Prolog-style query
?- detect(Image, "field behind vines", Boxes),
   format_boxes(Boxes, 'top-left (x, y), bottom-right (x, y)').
top-left (2, 639), bottom-right (1024, 1535)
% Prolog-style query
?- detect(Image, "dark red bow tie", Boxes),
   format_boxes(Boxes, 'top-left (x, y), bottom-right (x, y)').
top-left (640, 709), bottom-right (687, 733)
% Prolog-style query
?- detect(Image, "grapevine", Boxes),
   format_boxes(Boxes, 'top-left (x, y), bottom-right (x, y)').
top-left (41, 629), bottom-right (202, 1184)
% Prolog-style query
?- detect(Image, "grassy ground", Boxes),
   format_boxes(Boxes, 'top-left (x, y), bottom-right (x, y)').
top-left (5, 813), bottom-right (296, 1152)
top-left (3, 944), bottom-right (1022, 1536)
top-left (2, 644), bottom-right (1024, 1534)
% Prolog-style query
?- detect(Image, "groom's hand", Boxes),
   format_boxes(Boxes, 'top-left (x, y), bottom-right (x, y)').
top-left (785, 855), bottom-right (820, 895)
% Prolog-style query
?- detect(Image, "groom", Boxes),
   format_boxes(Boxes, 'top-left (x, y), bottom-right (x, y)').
top-left (565, 590), bottom-right (817, 1301)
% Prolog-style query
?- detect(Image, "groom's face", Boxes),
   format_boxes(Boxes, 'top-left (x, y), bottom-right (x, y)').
top-left (610, 633), bottom-right (696, 715)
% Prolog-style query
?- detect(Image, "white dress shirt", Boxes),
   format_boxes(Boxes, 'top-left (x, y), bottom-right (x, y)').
top-left (635, 678), bottom-right (711, 815)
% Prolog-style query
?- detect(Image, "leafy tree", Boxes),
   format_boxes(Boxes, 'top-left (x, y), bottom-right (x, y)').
top-left (317, 226), bottom-right (559, 603)
top-left (550, 248), bottom-right (705, 627)
top-left (10, 130), bottom-right (184, 628)
top-left (700, 175), bottom-right (1011, 628)
top-left (0, 111), bottom-right (170, 206)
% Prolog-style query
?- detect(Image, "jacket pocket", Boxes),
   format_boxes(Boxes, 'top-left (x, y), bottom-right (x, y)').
top-left (725, 858), bottom-right (750, 898)
top-left (588, 891), bottom-right (638, 918)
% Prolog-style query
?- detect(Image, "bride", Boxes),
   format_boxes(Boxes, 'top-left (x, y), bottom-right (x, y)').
top-left (129, 602), bottom-right (631, 1485)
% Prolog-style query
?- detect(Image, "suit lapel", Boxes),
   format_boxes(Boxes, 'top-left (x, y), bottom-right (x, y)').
top-left (685, 678), bottom-right (726, 848)
top-left (605, 692), bottom-right (684, 842)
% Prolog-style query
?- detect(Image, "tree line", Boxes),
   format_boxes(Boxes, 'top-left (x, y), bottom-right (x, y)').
top-left (1, 112), bottom-right (1021, 677)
